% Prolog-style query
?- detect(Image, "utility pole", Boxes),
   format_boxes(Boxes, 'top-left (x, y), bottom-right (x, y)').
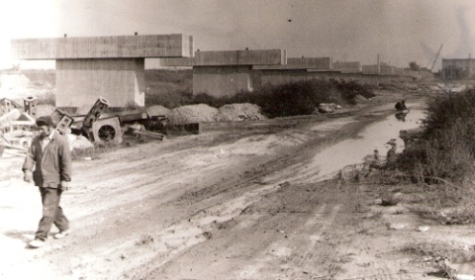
top-left (377, 54), bottom-right (381, 87)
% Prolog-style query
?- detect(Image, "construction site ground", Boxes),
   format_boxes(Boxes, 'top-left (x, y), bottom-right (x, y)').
top-left (2, 90), bottom-right (475, 280)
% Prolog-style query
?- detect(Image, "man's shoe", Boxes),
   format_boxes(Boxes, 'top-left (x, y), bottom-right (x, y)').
top-left (28, 238), bottom-right (45, 248)
top-left (54, 229), bottom-right (71, 239)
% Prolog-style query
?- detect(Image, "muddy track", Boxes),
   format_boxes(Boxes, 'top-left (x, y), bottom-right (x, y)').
top-left (3, 95), bottom-right (440, 279)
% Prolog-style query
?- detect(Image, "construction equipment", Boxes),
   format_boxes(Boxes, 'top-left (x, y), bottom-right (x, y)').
top-left (430, 44), bottom-right (443, 72)
top-left (81, 97), bottom-right (109, 140)
top-left (24, 97), bottom-right (38, 118)
top-left (51, 109), bottom-right (74, 135)
top-left (91, 116), bottom-right (122, 145)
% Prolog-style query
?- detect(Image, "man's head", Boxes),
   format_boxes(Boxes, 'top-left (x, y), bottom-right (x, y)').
top-left (36, 116), bottom-right (55, 137)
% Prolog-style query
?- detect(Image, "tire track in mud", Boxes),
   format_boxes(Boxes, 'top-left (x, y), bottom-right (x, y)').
top-left (119, 116), bottom-right (368, 278)
top-left (39, 148), bottom-right (285, 279)
top-left (224, 203), bottom-right (345, 280)
top-left (140, 186), bottom-right (347, 280)
top-left (59, 183), bottom-right (282, 279)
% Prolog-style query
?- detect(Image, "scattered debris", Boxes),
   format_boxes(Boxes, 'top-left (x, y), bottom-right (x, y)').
top-left (454, 274), bottom-right (475, 280)
top-left (381, 192), bottom-right (402, 206)
top-left (388, 223), bottom-right (406, 230)
top-left (417, 226), bottom-right (430, 232)
top-left (318, 103), bottom-right (339, 113)
top-left (146, 105), bottom-right (170, 117)
top-left (135, 234), bottom-right (154, 246)
top-left (131, 129), bottom-right (165, 140)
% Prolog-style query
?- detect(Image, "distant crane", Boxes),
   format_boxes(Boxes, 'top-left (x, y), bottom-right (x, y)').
top-left (430, 44), bottom-right (443, 72)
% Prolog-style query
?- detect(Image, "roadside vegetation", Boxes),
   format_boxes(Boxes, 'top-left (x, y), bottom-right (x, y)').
top-left (33, 69), bottom-right (375, 119)
top-left (398, 88), bottom-right (475, 184)
top-left (391, 88), bottom-right (475, 225)
top-left (147, 77), bottom-right (376, 118)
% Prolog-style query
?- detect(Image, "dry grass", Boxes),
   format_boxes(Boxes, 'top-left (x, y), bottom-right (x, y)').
top-left (398, 89), bottom-right (475, 184)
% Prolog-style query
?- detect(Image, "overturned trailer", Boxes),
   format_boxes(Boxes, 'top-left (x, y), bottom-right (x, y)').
top-left (68, 97), bottom-right (167, 145)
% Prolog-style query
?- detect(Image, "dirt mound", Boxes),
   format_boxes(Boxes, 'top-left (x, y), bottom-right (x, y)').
top-left (147, 105), bottom-right (170, 117)
top-left (167, 104), bottom-right (218, 125)
top-left (216, 103), bottom-right (267, 122)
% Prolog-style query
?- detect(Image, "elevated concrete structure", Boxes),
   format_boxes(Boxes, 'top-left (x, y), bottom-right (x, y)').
top-left (253, 57), bottom-right (332, 70)
top-left (287, 57), bottom-right (332, 69)
top-left (159, 49), bottom-right (286, 97)
top-left (11, 34), bottom-right (192, 108)
top-left (194, 49), bottom-right (285, 66)
top-left (333, 61), bottom-right (361, 73)
top-left (159, 49), bottom-right (286, 67)
top-left (11, 34), bottom-right (192, 59)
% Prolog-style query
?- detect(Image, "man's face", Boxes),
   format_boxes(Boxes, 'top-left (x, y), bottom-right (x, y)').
top-left (39, 125), bottom-right (53, 137)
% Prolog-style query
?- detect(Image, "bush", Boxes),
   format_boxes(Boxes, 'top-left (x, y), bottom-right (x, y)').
top-left (398, 89), bottom-right (475, 183)
top-left (335, 80), bottom-right (376, 103)
top-left (145, 90), bottom-right (193, 109)
top-left (145, 77), bottom-right (374, 118)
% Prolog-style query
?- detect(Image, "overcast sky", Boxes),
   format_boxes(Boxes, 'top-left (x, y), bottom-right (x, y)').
top-left (1, 0), bottom-right (474, 70)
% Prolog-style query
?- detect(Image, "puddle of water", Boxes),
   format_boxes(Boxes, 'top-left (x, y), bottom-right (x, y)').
top-left (313, 103), bottom-right (427, 179)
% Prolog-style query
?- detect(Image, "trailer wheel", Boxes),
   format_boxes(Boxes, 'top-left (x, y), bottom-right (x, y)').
top-left (98, 125), bottom-right (116, 142)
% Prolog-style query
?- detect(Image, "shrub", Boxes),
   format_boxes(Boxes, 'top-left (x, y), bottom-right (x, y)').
top-left (335, 80), bottom-right (376, 103)
top-left (145, 77), bottom-right (374, 118)
top-left (398, 89), bottom-right (475, 183)
top-left (145, 89), bottom-right (193, 109)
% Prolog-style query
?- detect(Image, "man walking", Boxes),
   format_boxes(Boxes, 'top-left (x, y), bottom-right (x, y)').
top-left (23, 116), bottom-right (72, 248)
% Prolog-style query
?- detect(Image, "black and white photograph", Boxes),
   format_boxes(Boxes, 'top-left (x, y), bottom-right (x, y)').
top-left (1, 0), bottom-right (475, 279)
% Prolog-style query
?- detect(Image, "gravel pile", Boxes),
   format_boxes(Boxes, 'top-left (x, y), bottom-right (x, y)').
top-left (167, 104), bottom-right (218, 125)
top-left (216, 103), bottom-right (266, 122)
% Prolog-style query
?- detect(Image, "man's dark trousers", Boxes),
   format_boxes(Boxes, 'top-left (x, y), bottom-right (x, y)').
top-left (36, 187), bottom-right (69, 240)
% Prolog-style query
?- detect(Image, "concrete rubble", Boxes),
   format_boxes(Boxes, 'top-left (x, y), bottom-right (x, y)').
top-left (318, 102), bottom-right (341, 113)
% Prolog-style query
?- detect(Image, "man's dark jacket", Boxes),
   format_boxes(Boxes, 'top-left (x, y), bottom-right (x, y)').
top-left (23, 132), bottom-right (72, 188)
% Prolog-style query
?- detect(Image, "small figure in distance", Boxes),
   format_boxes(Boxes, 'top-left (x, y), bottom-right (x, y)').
top-left (385, 139), bottom-right (398, 170)
top-left (395, 99), bottom-right (408, 112)
top-left (365, 148), bottom-right (384, 178)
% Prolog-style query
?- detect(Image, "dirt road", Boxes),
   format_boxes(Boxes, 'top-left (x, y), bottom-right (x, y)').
top-left (2, 94), bottom-right (472, 280)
